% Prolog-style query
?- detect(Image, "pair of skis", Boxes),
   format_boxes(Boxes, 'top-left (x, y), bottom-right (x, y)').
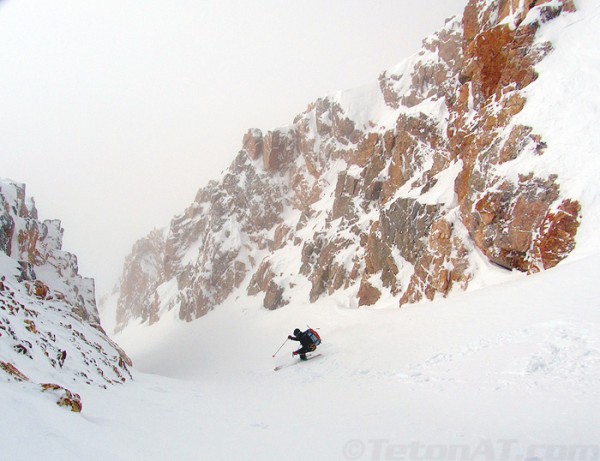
top-left (274, 353), bottom-right (322, 371)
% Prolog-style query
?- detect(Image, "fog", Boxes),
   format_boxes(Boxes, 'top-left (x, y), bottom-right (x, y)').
top-left (0, 0), bottom-right (467, 295)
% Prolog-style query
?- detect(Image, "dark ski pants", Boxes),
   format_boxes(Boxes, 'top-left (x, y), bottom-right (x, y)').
top-left (295, 343), bottom-right (316, 360)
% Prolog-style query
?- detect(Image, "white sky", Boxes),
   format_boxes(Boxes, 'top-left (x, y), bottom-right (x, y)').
top-left (0, 0), bottom-right (467, 295)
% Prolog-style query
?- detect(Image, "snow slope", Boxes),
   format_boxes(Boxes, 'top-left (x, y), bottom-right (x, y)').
top-left (515, 0), bottom-right (600, 257)
top-left (3, 252), bottom-right (600, 460)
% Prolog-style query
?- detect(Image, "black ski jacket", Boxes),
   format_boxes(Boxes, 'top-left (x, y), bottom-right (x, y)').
top-left (289, 330), bottom-right (312, 347)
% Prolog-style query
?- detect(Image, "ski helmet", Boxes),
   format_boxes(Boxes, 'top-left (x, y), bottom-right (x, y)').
top-left (293, 328), bottom-right (301, 336)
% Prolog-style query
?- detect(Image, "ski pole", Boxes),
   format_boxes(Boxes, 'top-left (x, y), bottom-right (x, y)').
top-left (272, 338), bottom-right (289, 358)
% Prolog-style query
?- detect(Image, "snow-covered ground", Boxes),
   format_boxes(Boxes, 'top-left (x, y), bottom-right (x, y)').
top-left (3, 251), bottom-right (600, 461)
top-left (3, 2), bottom-right (600, 460)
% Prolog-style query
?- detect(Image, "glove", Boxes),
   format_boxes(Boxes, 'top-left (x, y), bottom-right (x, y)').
top-left (288, 335), bottom-right (294, 340)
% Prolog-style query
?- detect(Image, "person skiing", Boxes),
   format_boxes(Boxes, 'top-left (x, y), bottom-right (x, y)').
top-left (288, 327), bottom-right (321, 360)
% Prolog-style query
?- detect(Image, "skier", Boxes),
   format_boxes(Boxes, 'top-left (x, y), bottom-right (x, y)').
top-left (288, 328), bottom-right (321, 360)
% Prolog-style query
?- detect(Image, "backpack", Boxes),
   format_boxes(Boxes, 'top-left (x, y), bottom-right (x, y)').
top-left (306, 328), bottom-right (321, 346)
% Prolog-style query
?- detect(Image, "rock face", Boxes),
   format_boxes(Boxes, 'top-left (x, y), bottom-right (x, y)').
top-left (115, 0), bottom-right (581, 329)
top-left (117, 228), bottom-right (165, 327)
top-left (0, 180), bottom-right (132, 410)
top-left (452, 0), bottom-right (579, 273)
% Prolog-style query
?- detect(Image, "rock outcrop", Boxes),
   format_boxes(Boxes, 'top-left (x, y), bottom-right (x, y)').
top-left (114, 0), bottom-right (581, 329)
top-left (0, 180), bottom-right (132, 411)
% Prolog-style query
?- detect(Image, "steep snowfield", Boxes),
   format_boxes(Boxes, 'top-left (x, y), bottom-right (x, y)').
top-left (515, 0), bottom-right (600, 257)
top-left (3, 253), bottom-right (600, 460)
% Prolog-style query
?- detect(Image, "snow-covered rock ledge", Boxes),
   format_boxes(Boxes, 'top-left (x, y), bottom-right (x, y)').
top-left (0, 179), bottom-right (131, 411)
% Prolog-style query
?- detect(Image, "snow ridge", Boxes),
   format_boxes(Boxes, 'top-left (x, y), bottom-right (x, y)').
top-left (0, 180), bottom-right (132, 411)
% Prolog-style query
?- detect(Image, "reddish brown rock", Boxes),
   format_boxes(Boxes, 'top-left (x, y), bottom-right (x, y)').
top-left (263, 281), bottom-right (287, 310)
top-left (247, 260), bottom-right (275, 297)
top-left (24, 319), bottom-right (37, 334)
top-left (304, 237), bottom-right (355, 303)
top-left (400, 219), bottom-right (471, 305)
top-left (0, 214), bottom-right (14, 257)
top-left (263, 129), bottom-right (295, 172)
top-left (242, 128), bottom-right (264, 161)
top-left (378, 71), bottom-right (401, 109)
top-left (40, 383), bottom-right (83, 412)
top-left (448, 0), bottom-right (580, 277)
top-left (379, 15), bottom-right (463, 110)
top-left (353, 132), bottom-right (381, 167)
top-left (532, 199), bottom-right (581, 270)
top-left (271, 224), bottom-right (292, 251)
top-left (26, 280), bottom-right (49, 299)
top-left (17, 223), bottom-right (41, 265)
top-left (0, 361), bottom-right (29, 382)
top-left (332, 171), bottom-right (361, 221)
top-left (116, 228), bottom-right (165, 331)
top-left (382, 112), bottom-right (452, 203)
top-left (247, 260), bottom-right (288, 309)
top-left (357, 278), bottom-right (381, 306)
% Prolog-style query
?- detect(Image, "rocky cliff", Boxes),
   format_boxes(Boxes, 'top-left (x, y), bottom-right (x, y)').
top-left (0, 180), bottom-right (131, 411)
top-left (115, 0), bottom-right (582, 330)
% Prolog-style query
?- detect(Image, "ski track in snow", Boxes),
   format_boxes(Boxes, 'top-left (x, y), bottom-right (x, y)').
top-left (3, 253), bottom-right (600, 461)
